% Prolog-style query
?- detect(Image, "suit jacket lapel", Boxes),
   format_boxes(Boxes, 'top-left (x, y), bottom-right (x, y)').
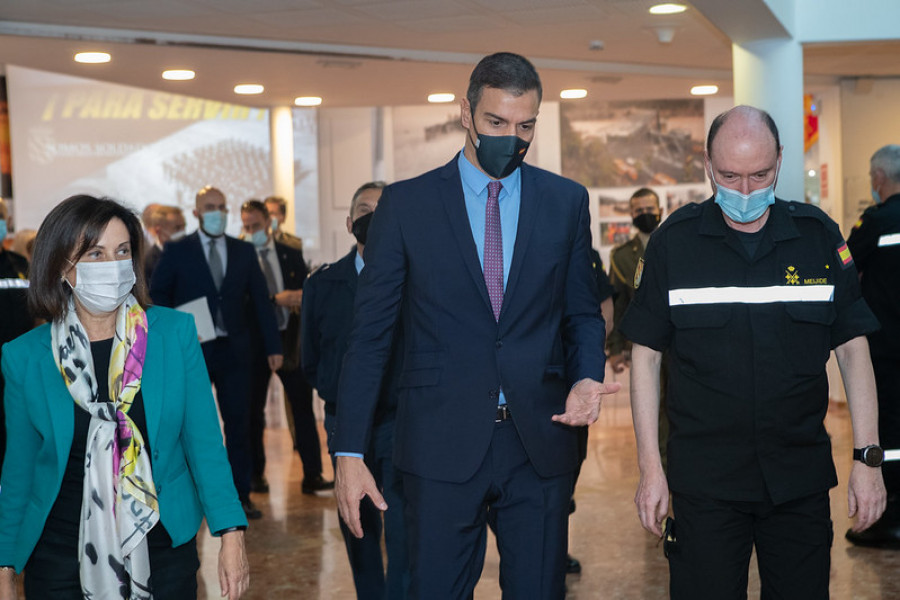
top-left (439, 157), bottom-right (494, 316)
top-left (188, 232), bottom-right (218, 292)
top-left (142, 309), bottom-right (164, 450)
top-left (38, 334), bottom-right (76, 472)
top-left (502, 164), bottom-right (539, 323)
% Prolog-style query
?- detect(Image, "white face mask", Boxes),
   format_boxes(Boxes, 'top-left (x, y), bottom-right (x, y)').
top-left (67, 259), bottom-right (136, 314)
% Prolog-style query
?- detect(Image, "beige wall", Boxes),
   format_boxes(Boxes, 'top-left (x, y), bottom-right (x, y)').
top-left (840, 78), bottom-right (900, 234)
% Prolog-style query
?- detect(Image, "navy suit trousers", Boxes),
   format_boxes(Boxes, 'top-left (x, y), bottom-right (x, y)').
top-left (402, 419), bottom-right (572, 600)
top-left (202, 337), bottom-right (252, 499)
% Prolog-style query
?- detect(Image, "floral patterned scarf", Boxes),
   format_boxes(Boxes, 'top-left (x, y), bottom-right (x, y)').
top-left (51, 295), bottom-right (159, 599)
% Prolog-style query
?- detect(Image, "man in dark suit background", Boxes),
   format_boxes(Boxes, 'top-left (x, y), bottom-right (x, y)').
top-left (143, 204), bottom-right (186, 282)
top-left (150, 185), bottom-right (282, 519)
top-left (334, 53), bottom-right (620, 598)
top-left (302, 181), bottom-right (410, 599)
top-left (240, 199), bottom-right (332, 496)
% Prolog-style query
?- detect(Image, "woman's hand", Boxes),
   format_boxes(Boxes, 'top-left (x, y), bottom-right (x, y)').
top-left (0, 568), bottom-right (19, 600)
top-left (218, 531), bottom-right (249, 600)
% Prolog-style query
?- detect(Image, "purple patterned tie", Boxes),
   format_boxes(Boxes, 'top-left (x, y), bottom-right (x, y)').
top-left (484, 180), bottom-right (504, 321)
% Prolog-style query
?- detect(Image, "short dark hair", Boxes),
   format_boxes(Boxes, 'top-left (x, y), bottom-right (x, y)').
top-left (28, 195), bottom-right (150, 321)
top-left (350, 181), bottom-right (387, 218)
top-left (264, 196), bottom-right (287, 216)
top-left (630, 187), bottom-right (660, 205)
top-left (241, 199), bottom-right (269, 220)
top-left (706, 105), bottom-right (780, 158)
top-left (466, 52), bottom-right (542, 113)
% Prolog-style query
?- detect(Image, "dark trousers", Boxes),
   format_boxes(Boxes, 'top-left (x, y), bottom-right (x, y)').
top-left (325, 414), bottom-right (411, 600)
top-left (669, 491), bottom-right (832, 600)
top-left (202, 338), bottom-right (252, 499)
top-left (250, 355), bottom-right (323, 481)
top-left (25, 532), bottom-right (199, 599)
top-left (873, 357), bottom-right (900, 492)
top-left (402, 420), bottom-right (572, 600)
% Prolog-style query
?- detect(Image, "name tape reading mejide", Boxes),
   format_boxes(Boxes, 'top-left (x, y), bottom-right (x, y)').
top-left (668, 285), bottom-right (834, 306)
top-left (0, 279), bottom-right (29, 289)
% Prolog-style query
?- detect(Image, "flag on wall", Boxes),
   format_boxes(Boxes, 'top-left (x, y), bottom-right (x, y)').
top-left (804, 94), bottom-right (819, 153)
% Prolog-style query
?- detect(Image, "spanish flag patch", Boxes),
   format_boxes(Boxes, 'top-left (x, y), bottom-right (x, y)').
top-left (837, 242), bottom-right (853, 268)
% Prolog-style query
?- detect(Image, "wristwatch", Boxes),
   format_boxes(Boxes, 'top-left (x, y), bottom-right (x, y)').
top-left (853, 445), bottom-right (884, 467)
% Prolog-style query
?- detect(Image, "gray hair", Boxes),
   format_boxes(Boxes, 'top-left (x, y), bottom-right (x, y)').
top-left (870, 145), bottom-right (900, 183)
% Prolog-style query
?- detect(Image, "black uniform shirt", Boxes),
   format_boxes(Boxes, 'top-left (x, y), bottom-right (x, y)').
top-left (620, 198), bottom-right (879, 504)
top-left (847, 193), bottom-right (900, 359)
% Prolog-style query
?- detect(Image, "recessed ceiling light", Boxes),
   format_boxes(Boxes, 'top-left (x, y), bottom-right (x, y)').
top-left (294, 96), bottom-right (322, 107)
top-left (649, 3), bottom-right (687, 15)
top-left (690, 85), bottom-right (719, 96)
top-left (428, 93), bottom-right (455, 103)
top-left (162, 69), bottom-right (195, 81)
top-left (74, 52), bottom-right (110, 64)
top-left (808, 169), bottom-right (817, 177)
top-left (234, 84), bottom-right (264, 95)
top-left (560, 89), bottom-right (588, 99)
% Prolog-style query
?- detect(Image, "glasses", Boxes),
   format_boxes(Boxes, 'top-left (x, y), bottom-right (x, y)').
top-left (660, 516), bottom-right (676, 558)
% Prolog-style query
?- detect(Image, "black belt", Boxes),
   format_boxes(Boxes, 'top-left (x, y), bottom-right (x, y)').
top-left (495, 405), bottom-right (511, 422)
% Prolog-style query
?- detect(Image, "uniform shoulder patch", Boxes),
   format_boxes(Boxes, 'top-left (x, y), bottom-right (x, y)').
top-left (836, 241), bottom-right (853, 268)
top-left (634, 257), bottom-right (645, 289)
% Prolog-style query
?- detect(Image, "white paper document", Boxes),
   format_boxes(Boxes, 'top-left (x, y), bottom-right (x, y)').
top-left (175, 297), bottom-right (217, 343)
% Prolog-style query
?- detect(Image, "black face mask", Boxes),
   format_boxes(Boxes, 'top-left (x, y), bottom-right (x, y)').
top-left (351, 212), bottom-right (374, 245)
top-left (469, 114), bottom-right (530, 179)
top-left (632, 212), bottom-right (660, 234)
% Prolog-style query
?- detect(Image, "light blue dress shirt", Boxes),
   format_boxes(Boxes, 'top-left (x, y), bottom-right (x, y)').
top-left (458, 151), bottom-right (521, 406)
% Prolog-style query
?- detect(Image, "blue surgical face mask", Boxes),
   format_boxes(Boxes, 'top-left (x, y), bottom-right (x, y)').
top-left (712, 167), bottom-right (778, 224)
top-left (0, 219), bottom-right (6, 243)
top-left (201, 210), bottom-right (227, 237)
top-left (250, 230), bottom-right (268, 248)
top-left (872, 188), bottom-right (883, 204)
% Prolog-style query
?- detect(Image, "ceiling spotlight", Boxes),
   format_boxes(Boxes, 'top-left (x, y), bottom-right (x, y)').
top-left (74, 52), bottom-right (110, 64)
top-left (234, 84), bottom-right (264, 95)
top-left (690, 85), bottom-right (719, 96)
top-left (560, 89), bottom-right (588, 99)
top-left (294, 96), bottom-right (322, 107)
top-left (808, 169), bottom-right (817, 177)
top-left (162, 69), bottom-right (195, 81)
top-left (428, 93), bottom-right (456, 103)
top-left (649, 3), bottom-right (687, 15)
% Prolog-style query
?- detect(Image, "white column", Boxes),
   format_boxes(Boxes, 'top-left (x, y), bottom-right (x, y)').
top-left (732, 38), bottom-right (804, 203)
top-left (269, 105), bottom-right (296, 231)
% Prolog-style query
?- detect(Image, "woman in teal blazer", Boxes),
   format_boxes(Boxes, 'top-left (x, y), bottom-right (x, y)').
top-left (0, 196), bottom-right (248, 599)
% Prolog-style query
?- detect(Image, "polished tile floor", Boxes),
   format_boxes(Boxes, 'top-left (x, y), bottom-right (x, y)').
top-left (188, 364), bottom-right (900, 599)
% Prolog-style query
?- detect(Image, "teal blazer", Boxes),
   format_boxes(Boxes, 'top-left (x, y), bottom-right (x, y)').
top-left (0, 306), bottom-right (247, 571)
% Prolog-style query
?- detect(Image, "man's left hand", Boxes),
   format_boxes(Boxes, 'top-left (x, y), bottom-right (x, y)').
top-left (848, 462), bottom-right (887, 532)
top-left (268, 354), bottom-right (284, 372)
top-left (551, 378), bottom-right (621, 426)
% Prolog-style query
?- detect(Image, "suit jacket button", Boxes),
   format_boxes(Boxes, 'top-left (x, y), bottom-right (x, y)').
top-left (496, 340), bottom-right (503, 348)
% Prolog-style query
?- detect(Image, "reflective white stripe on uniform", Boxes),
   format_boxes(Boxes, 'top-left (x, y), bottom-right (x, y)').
top-left (669, 285), bottom-right (834, 306)
top-left (877, 233), bottom-right (900, 247)
top-left (0, 278), bottom-right (28, 289)
top-left (884, 449), bottom-right (900, 462)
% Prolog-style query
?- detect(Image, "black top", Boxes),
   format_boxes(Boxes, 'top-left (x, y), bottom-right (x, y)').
top-left (589, 248), bottom-right (614, 303)
top-left (847, 193), bottom-right (900, 359)
top-left (33, 338), bottom-right (170, 557)
top-left (620, 199), bottom-right (879, 504)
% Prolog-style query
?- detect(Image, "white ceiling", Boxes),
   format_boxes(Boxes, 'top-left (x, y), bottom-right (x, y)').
top-left (0, 0), bottom-right (897, 108)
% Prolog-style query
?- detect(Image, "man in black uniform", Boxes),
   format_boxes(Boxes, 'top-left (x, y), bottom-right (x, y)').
top-left (622, 106), bottom-right (885, 599)
top-left (0, 198), bottom-right (33, 475)
top-left (845, 144), bottom-right (900, 547)
top-left (302, 182), bottom-right (410, 599)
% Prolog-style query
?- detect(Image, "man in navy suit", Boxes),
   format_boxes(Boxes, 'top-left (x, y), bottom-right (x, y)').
top-left (150, 186), bottom-right (282, 519)
top-left (303, 182), bottom-right (410, 599)
top-left (334, 53), bottom-right (620, 598)
top-left (240, 199), bottom-right (332, 496)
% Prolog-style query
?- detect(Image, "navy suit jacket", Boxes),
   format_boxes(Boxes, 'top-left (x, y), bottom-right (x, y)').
top-left (150, 232), bottom-right (281, 356)
top-left (334, 156), bottom-right (606, 482)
